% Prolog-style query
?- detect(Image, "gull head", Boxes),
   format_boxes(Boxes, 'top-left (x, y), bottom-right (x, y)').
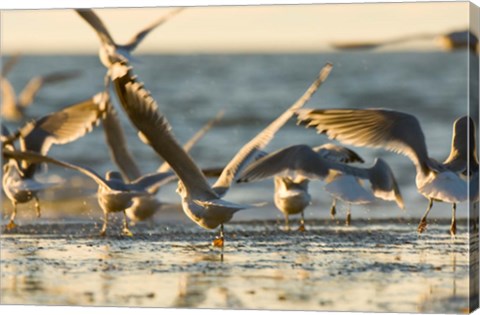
top-left (105, 171), bottom-right (123, 181)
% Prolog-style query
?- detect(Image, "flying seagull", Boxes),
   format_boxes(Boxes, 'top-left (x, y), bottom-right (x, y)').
top-left (296, 108), bottom-right (473, 235)
top-left (109, 59), bottom-right (333, 255)
top-left (75, 8), bottom-right (184, 68)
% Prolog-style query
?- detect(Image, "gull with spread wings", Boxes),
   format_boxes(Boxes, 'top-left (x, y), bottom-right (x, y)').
top-left (237, 144), bottom-right (404, 228)
top-left (296, 108), bottom-right (474, 235)
top-left (237, 143), bottom-right (367, 230)
top-left (75, 8), bottom-right (184, 68)
top-left (101, 95), bottom-right (224, 224)
top-left (3, 149), bottom-right (175, 236)
top-left (109, 60), bottom-right (333, 252)
top-left (1, 93), bottom-right (105, 230)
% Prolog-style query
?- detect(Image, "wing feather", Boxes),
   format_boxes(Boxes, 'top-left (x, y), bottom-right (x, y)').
top-left (296, 108), bottom-right (430, 174)
top-left (122, 8), bottom-right (185, 52)
top-left (102, 98), bottom-right (142, 181)
top-left (111, 62), bottom-right (217, 199)
top-left (19, 92), bottom-right (105, 155)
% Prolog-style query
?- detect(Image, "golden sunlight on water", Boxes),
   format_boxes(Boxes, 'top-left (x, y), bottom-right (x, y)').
top-left (0, 218), bottom-right (473, 312)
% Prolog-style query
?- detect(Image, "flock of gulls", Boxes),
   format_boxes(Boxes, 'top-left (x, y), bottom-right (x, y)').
top-left (1, 8), bottom-right (478, 256)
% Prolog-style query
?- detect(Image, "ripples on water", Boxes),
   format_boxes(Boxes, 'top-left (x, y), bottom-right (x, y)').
top-left (0, 220), bottom-right (474, 312)
top-left (1, 52), bottom-right (472, 220)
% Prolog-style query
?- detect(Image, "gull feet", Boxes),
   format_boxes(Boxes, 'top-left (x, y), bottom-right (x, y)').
top-left (99, 226), bottom-right (107, 237)
top-left (35, 205), bottom-right (41, 218)
top-left (417, 219), bottom-right (427, 234)
top-left (122, 227), bottom-right (134, 237)
top-left (297, 224), bottom-right (306, 232)
top-left (330, 205), bottom-right (336, 220)
top-left (212, 236), bottom-right (224, 248)
top-left (5, 220), bottom-right (17, 231)
top-left (450, 221), bottom-right (457, 236)
top-left (345, 214), bottom-right (351, 226)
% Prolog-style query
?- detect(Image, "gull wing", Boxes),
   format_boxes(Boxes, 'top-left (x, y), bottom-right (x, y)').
top-left (121, 8), bottom-right (185, 52)
top-left (110, 62), bottom-right (218, 200)
top-left (212, 63), bottom-right (333, 196)
top-left (19, 92), bottom-right (105, 155)
top-left (75, 9), bottom-right (116, 47)
top-left (443, 116), bottom-right (478, 173)
top-left (330, 33), bottom-right (436, 51)
top-left (1, 78), bottom-right (20, 120)
top-left (129, 171), bottom-right (176, 191)
top-left (313, 143), bottom-right (364, 163)
top-left (3, 149), bottom-right (111, 190)
top-left (17, 70), bottom-right (81, 108)
top-left (296, 108), bottom-right (431, 174)
top-left (237, 145), bottom-right (333, 183)
top-left (102, 97), bottom-right (142, 181)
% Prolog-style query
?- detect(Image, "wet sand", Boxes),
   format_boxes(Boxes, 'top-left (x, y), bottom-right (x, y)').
top-left (0, 214), bottom-right (476, 313)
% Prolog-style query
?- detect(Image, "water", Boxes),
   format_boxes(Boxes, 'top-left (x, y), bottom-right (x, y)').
top-left (0, 219), bottom-right (474, 312)
top-left (1, 52), bottom-right (476, 312)
top-left (1, 51), bottom-right (472, 222)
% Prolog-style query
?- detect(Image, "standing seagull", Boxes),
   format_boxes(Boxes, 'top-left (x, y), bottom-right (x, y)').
top-left (237, 144), bottom-right (404, 227)
top-left (313, 143), bottom-right (366, 225)
top-left (109, 60), bottom-right (333, 252)
top-left (295, 108), bottom-right (471, 235)
top-left (1, 93), bottom-right (106, 230)
top-left (246, 143), bottom-right (365, 231)
top-left (75, 8), bottom-right (184, 68)
top-left (3, 149), bottom-right (175, 236)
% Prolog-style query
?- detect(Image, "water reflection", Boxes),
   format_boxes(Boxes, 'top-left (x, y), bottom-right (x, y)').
top-left (0, 221), bottom-right (472, 312)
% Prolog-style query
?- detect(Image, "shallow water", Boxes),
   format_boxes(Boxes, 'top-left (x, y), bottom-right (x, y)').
top-left (0, 215), bottom-right (477, 313)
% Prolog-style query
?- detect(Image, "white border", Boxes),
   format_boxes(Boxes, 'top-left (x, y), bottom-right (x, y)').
top-left (0, 0), bottom-right (479, 10)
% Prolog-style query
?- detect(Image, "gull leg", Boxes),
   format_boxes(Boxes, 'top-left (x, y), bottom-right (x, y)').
top-left (212, 224), bottom-right (225, 261)
top-left (298, 211), bottom-right (306, 232)
top-left (345, 205), bottom-right (351, 226)
top-left (122, 211), bottom-right (134, 236)
top-left (122, 211), bottom-right (133, 237)
top-left (6, 201), bottom-right (17, 231)
top-left (418, 198), bottom-right (433, 234)
top-left (284, 214), bottom-right (291, 232)
top-left (99, 211), bottom-right (108, 237)
top-left (330, 198), bottom-right (337, 220)
top-left (34, 196), bottom-right (41, 218)
top-left (450, 203), bottom-right (457, 236)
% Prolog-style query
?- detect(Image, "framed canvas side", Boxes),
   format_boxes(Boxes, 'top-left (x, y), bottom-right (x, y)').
top-left (469, 1), bottom-right (480, 312)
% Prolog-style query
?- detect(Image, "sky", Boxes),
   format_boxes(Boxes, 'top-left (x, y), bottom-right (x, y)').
top-left (0, 1), bottom-right (473, 54)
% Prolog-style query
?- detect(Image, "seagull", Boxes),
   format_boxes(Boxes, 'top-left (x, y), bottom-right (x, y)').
top-left (295, 108), bottom-right (471, 235)
top-left (3, 149), bottom-right (175, 236)
top-left (240, 143), bottom-right (365, 231)
top-left (331, 29), bottom-right (479, 53)
top-left (1, 54), bottom-right (80, 121)
top-left (237, 144), bottom-right (404, 227)
top-left (313, 143), bottom-right (367, 225)
top-left (109, 59), bottom-right (333, 253)
top-left (101, 96), bottom-right (225, 224)
top-left (1, 93), bottom-right (106, 230)
top-left (75, 7), bottom-right (184, 68)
